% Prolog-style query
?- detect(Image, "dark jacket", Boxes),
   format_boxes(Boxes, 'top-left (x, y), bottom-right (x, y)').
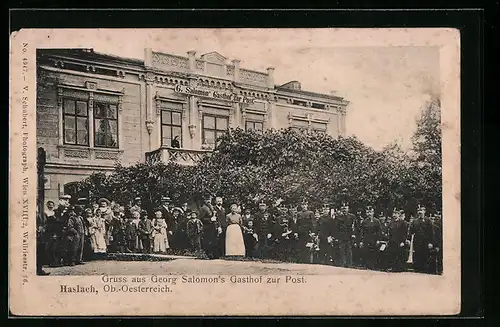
top-left (335, 213), bottom-right (355, 241)
top-left (254, 212), bottom-right (276, 238)
top-left (297, 210), bottom-right (316, 238)
top-left (138, 219), bottom-right (154, 240)
top-left (361, 218), bottom-right (382, 245)
top-left (214, 205), bottom-right (227, 230)
top-left (186, 218), bottom-right (204, 237)
top-left (410, 217), bottom-right (435, 249)
top-left (124, 221), bottom-right (138, 241)
top-left (388, 219), bottom-right (409, 245)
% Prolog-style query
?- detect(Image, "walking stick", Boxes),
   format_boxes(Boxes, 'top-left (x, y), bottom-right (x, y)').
top-left (407, 234), bottom-right (414, 264)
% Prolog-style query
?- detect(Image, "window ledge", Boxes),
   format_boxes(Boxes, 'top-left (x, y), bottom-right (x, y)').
top-left (57, 144), bottom-right (124, 161)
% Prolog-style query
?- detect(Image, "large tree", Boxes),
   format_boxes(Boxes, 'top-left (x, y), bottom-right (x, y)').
top-left (410, 95), bottom-right (442, 210)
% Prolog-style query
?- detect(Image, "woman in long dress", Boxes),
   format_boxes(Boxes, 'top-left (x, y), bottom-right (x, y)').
top-left (152, 210), bottom-right (169, 254)
top-left (87, 208), bottom-right (107, 255)
top-left (225, 204), bottom-right (246, 258)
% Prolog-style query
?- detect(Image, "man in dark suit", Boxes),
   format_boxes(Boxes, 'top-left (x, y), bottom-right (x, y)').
top-left (431, 211), bottom-right (443, 274)
top-left (387, 209), bottom-right (410, 272)
top-left (360, 205), bottom-right (382, 270)
top-left (199, 194), bottom-right (218, 259)
top-left (214, 196), bottom-right (226, 258)
top-left (297, 200), bottom-right (317, 263)
top-left (409, 205), bottom-right (436, 274)
top-left (317, 203), bottom-right (335, 265)
top-left (335, 202), bottom-right (356, 268)
top-left (253, 201), bottom-right (276, 260)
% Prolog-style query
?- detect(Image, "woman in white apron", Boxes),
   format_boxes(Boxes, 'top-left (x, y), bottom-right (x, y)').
top-left (225, 204), bottom-right (245, 258)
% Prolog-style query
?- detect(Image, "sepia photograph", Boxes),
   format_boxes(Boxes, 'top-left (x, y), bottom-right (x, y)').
top-left (10, 27), bottom-right (461, 316)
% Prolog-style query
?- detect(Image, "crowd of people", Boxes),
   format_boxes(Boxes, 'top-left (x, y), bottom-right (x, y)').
top-left (36, 193), bottom-right (443, 275)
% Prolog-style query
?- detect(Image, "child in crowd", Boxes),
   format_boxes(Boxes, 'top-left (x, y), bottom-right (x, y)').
top-left (186, 211), bottom-right (204, 257)
top-left (124, 214), bottom-right (138, 253)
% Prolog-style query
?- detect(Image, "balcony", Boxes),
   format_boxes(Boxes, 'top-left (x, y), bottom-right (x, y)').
top-left (145, 147), bottom-right (212, 166)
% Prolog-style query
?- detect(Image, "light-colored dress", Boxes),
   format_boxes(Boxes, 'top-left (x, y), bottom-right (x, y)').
top-left (153, 218), bottom-right (169, 253)
top-left (88, 216), bottom-right (107, 253)
top-left (225, 213), bottom-right (245, 256)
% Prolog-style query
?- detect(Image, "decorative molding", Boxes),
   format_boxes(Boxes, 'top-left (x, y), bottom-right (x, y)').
top-left (85, 81), bottom-right (97, 90)
top-left (64, 148), bottom-right (90, 159)
top-left (145, 120), bottom-right (155, 135)
top-left (239, 69), bottom-right (268, 86)
top-left (152, 52), bottom-right (189, 70)
top-left (195, 59), bottom-right (205, 71)
top-left (94, 150), bottom-right (120, 160)
top-left (94, 93), bottom-right (120, 104)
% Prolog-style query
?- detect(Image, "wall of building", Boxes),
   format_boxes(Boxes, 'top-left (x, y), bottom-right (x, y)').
top-left (37, 49), bottom-right (349, 201)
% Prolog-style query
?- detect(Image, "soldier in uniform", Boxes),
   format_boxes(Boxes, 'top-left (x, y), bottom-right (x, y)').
top-left (275, 205), bottom-right (293, 262)
top-left (317, 203), bottom-right (335, 265)
top-left (336, 202), bottom-right (356, 268)
top-left (297, 200), bottom-right (317, 263)
top-left (254, 201), bottom-right (276, 260)
top-left (409, 205), bottom-right (436, 274)
top-left (360, 205), bottom-right (382, 270)
top-left (378, 211), bottom-right (390, 270)
top-left (352, 209), bottom-right (364, 267)
top-left (214, 196), bottom-right (227, 258)
top-left (430, 210), bottom-right (443, 274)
top-left (387, 209), bottom-right (410, 272)
top-left (199, 194), bottom-right (219, 259)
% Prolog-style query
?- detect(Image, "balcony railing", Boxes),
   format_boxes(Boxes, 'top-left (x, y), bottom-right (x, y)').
top-left (145, 147), bottom-right (212, 166)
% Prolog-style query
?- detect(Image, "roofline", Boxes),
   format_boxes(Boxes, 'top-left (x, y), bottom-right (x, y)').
top-left (37, 49), bottom-right (144, 66)
top-left (276, 85), bottom-right (346, 102)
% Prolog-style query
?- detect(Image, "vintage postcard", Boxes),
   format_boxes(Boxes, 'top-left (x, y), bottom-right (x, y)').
top-left (9, 28), bottom-right (460, 316)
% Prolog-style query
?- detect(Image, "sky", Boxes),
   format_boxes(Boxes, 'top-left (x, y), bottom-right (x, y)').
top-left (45, 29), bottom-right (440, 150)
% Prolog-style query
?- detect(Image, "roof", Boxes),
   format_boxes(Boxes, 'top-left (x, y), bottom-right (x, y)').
top-left (37, 48), bottom-right (144, 67)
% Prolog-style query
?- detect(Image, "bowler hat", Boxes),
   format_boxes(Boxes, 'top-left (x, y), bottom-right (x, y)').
top-left (98, 198), bottom-right (110, 205)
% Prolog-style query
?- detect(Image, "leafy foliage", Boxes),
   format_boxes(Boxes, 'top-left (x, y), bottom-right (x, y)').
top-left (70, 101), bottom-right (442, 215)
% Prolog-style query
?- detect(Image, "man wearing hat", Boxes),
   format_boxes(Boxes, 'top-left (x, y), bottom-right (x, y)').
top-left (62, 206), bottom-right (81, 266)
top-left (213, 196), bottom-right (227, 258)
top-left (159, 196), bottom-right (176, 248)
top-left (199, 194), bottom-right (218, 259)
top-left (352, 208), bottom-right (365, 267)
top-left (409, 205), bottom-right (437, 274)
top-left (51, 194), bottom-right (72, 266)
top-left (253, 201), bottom-right (276, 259)
top-left (431, 210), bottom-right (443, 274)
top-left (360, 205), bottom-right (382, 270)
top-left (387, 209), bottom-right (410, 272)
top-left (297, 200), bottom-right (316, 263)
top-left (317, 203), bottom-right (336, 265)
top-left (130, 196), bottom-right (142, 214)
top-left (334, 202), bottom-right (356, 268)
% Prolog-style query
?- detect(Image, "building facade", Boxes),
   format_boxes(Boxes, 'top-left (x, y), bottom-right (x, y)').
top-left (37, 48), bottom-right (349, 202)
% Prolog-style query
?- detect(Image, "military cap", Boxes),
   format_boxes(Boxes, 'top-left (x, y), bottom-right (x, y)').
top-left (134, 196), bottom-right (142, 201)
top-left (60, 194), bottom-right (71, 200)
top-left (161, 196), bottom-right (171, 202)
